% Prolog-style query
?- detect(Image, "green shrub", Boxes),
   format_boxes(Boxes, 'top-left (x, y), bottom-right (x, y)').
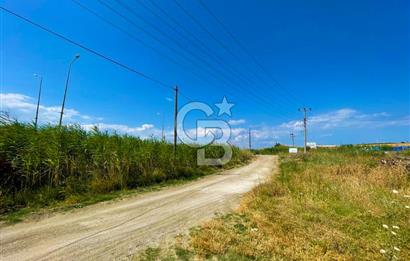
top-left (255, 143), bottom-right (290, 155)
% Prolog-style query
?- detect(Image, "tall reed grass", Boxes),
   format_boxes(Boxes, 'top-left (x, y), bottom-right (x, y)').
top-left (0, 122), bottom-right (251, 214)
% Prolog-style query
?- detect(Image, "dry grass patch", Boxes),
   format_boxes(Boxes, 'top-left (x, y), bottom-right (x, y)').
top-left (187, 150), bottom-right (410, 260)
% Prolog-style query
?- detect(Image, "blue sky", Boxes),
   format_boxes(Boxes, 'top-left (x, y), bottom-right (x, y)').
top-left (1, 0), bottom-right (409, 148)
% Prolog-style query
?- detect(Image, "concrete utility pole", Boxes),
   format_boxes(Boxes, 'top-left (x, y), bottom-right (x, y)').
top-left (59, 54), bottom-right (80, 127)
top-left (290, 133), bottom-right (295, 147)
top-left (298, 107), bottom-right (311, 153)
top-left (173, 85), bottom-right (178, 155)
top-left (161, 113), bottom-right (165, 142)
top-left (33, 74), bottom-right (43, 129)
top-left (248, 128), bottom-right (252, 150)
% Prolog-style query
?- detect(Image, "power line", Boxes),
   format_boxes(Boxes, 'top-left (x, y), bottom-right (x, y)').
top-left (146, 0), bottom-right (280, 108)
top-left (136, 0), bottom-right (296, 115)
top-left (171, 0), bottom-right (298, 112)
top-left (114, 0), bottom-right (244, 85)
top-left (96, 0), bottom-right (293, 120)
top-left (71, 1), bottom-right (287, 120)
top-left (143, 0), bottom-right (289, 110)
top-left (95, 0), bottom-right (251, 103)
top-left (1, 4), bottom-right (302, 150)
top-left (70, 0), bottom-right (200, 101)
top-left (197, 0), bottom-right (302, 107)
top-left (0, 6), bottom-right (174, 91)
top-left (113, 0), bottom-right (290, 113)
top-left (1, 4), bottom-right (294, 125)
top-left (143, 0), bottom-right (296, 120)
top-left (135, 0), bottom-right (259, 91)
top-left (148, 0), bottom-right (217, 58)
top-left (135, 0), bottom-right (215, 62)
top-left (172, 0), bottom-right (245, 71)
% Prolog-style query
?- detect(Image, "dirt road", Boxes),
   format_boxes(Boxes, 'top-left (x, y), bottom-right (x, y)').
top-left (0, 155), bottom-right (277, 260)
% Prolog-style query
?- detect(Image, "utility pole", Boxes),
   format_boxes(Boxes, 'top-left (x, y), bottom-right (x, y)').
top-left (248, 128), bottom-right (252, 150)
top-left (33, 74), bottom-right (43, 129)
top-left (59, 54), bottom-right (80, 127)
top-left (161, 113), bottom-right (165, 142)
top-left (298, 107), bottom-right (311, 153)
top-left (290, 133), bottom-right (295, 147)
top-left (173, 85), bottom-right (178, 155)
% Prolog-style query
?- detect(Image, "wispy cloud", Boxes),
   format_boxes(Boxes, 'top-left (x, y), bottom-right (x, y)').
top-left (0, 92), bottom-right (164, 138)
top-left (229, 108), bottom-right (409, 147)
top-left (228, 119), bottom-right (246, 125)
top-left (1, 92), bottom-right (408, 147)
top-left (81, 123), bottom-right (159, 138)
top-left (0, 93), bottom-right (99, 124)
top-left (82, 123), bottom-right (154, 132)
top-left (278, 108), bottom-right (405, 132)
top-left (279, 108), bottom-right (357, 131)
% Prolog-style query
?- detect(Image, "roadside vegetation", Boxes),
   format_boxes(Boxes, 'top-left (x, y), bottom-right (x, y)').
top-left (0, 122), bottom-right (252, 222)
top-left (141, 148), bottom-right (409, 260)
top-left (254, 143), bottom-right (290, 155)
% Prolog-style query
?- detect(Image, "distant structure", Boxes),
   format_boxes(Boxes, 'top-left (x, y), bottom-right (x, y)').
top-left (317, 144), bottom-right (338, 148)
top-left (289, 148), bottom-right (298, 153)
top-left (298, 107), bottom-right (311, 153)
top-left (290, 133), bottom-right (295, 147)
top-left (307, 142), bottom-right (317, 149)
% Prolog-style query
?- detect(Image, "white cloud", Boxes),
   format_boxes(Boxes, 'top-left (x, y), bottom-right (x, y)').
top-left (81, 123), bottom-right (156, 138)
top-left (228, 119), bottom-right (246, 125)
top-left (0, 93), bottom-right (94, 124)
top-left (82, 123), bottom-right (154, 132)
top-left (165, 97), bottom-right (173, 102)
top-left (277, 108), bottom-right (408, 132)
top-left (310, 108), bottom-right (357, 129)
top-left (229, 108), bottom-right (409, 147)
top-left (279, 108), bottom-right (358, 131)
top-left (2, 92), bottom-right (408, 147)
top-left (0, 92), bottom-right (164, 139)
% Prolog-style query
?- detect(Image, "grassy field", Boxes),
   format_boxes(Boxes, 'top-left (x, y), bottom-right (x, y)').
top-left (139, 149), bottom-right (410, 260)
top-left (0, 122), bottom-right (252, 222)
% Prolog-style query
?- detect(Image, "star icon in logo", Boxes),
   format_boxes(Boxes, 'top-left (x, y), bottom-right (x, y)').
top-left (215, 96), bottom-right (234, 116)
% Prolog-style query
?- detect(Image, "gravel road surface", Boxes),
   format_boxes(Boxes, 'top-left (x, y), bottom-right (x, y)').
top-left (0, 155), bottom-right (277, 260)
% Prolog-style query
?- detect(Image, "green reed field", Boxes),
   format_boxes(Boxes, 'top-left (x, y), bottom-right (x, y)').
top-left (0, 122), bottom-right (252, 220)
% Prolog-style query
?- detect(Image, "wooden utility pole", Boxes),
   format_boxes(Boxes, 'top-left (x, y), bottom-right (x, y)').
top-left (248, 128), bottom-right (252, 150)
top-left (298, 107), bottom-right (311, 153)
top-left (290, 133), bottom-right (295, 147)
top-left (173, 86), bottom-right (178, 155)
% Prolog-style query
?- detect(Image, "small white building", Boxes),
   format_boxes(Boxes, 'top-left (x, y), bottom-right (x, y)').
top-left (307, 142), bottom-right (317, 149)
top-left (289, 148), bottom-right (298, 153)
top-left (317, 144), bottom-right (338, 148)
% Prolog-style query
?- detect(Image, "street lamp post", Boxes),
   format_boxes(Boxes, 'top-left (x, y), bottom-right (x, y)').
top-left (59, 54), bottom-right (80, 127)
top-left (33, 74), bottom-right (43, 129)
